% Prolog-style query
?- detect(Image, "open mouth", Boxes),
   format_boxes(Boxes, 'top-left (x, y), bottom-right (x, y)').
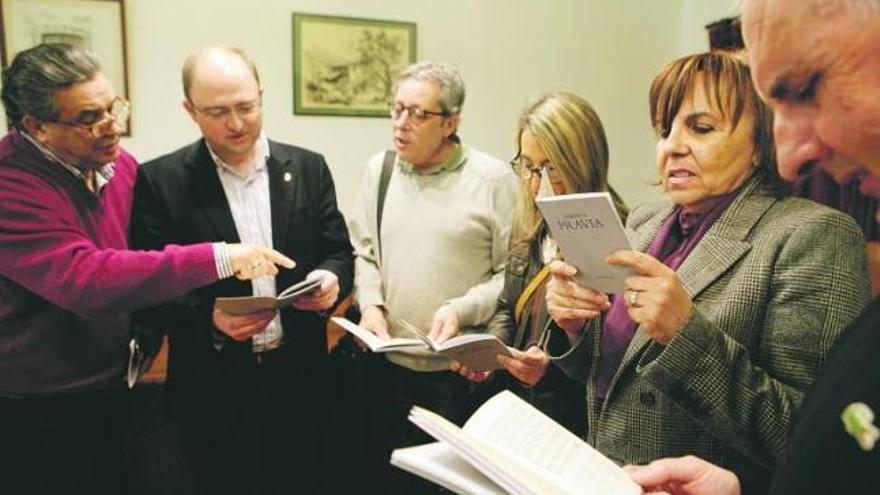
top-left (665, 168), bottom-right (697, 188)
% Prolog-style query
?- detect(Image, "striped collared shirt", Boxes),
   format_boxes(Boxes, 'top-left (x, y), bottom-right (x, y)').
top-left (210, 133), bottom-right (282, 353)
top-left (21, 131), bottom-right (116, 193)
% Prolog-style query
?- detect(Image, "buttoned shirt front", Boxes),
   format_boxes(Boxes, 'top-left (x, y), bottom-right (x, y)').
top-left (210, 133), bottom-right (282, 352)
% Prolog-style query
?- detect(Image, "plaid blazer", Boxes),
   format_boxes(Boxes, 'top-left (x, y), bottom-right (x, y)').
top-left (553, 176), bottom-right (871, 493)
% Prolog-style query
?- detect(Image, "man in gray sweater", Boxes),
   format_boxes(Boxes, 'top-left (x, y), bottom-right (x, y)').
top-left (349, 61), bottom-right (519, 494)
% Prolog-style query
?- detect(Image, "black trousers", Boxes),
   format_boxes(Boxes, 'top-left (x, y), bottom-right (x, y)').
top-left (175, 348), bottom-right (326, 495)
top-left (365, 358), bottom-right (483, 495)
top-left (0, 389), bottom-right (129, 495)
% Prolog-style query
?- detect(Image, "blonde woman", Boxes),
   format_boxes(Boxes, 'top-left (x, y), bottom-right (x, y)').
top-left (456, 92), bottom-right (626, 435)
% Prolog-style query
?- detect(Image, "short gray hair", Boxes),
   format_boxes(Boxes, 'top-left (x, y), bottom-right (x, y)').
top-left (397, 61), bottom-right (465, 115)
top-left (1, 43), bottom-right (102, 128)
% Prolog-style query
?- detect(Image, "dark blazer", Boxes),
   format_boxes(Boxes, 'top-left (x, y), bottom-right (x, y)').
top-left (769, 297), bottom-right (880, 494)
top-left (130, 139), bottom-right (353, 435)
top-left (553, 176), bottom-right (870, 493)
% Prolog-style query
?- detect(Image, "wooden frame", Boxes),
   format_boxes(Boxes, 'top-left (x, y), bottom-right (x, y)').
top-left (292, 13), bottom-right (416, 117)
top-left (0, 0), bottom-right (130, 134)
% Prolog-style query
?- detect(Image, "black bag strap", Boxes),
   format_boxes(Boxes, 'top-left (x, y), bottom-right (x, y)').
top-left (376, 150), bottom-right (396, 262)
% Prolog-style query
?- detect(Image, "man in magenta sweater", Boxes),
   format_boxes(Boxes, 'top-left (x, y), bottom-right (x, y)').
top-left (0, 43), bottom-right (294, 495)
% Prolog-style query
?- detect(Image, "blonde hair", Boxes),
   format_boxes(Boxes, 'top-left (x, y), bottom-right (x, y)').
top-left (512, 92), bottom-right (628, 251)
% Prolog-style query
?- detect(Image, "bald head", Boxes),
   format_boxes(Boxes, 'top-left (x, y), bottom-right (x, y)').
top-left (742, 0), bottom-right (880, 196)
top-left (182, 46), bottom-right (260, 101)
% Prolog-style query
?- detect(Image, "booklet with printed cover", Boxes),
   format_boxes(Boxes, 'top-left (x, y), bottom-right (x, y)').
top-left (536, 192), bottom-right (634, 293)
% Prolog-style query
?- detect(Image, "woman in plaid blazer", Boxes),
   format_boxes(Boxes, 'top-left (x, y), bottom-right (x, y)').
top-left (544, 52), bottom-right (871, 494)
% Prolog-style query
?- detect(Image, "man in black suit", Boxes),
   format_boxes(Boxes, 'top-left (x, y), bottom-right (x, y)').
top-left (130, 45), bottom-right (353, 495)
top-left (626, 1), bottom-right (880, 494)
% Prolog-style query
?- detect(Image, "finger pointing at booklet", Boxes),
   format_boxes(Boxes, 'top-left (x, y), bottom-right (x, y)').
top-left (228, 243), bottom-right (296, 280)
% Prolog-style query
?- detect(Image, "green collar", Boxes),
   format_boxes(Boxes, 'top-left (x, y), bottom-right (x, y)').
top-left (399, 144), bottom-right (468, 175)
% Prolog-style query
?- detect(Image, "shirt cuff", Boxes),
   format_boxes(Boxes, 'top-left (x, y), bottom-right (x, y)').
top-left (213, 242), bottom-right (235, 279)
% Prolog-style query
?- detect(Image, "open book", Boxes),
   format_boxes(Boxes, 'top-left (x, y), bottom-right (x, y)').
top-left (536, 192), bottom-right (634, 293)
top-left (214, 277), bottom-right (323, 315)
top-left (391, 390), bottom-right (640, 495)
top-left (330, 317), bottom-right (512, 371)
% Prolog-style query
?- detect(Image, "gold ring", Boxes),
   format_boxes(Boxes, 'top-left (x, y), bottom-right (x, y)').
top-left (627, 290), bottom-right (639, 307)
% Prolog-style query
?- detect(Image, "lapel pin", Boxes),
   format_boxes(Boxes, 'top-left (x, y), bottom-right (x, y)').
top-left (842, 402), bottom-right (879, 451)
top-left (283, 172), bottom-right (292, 182)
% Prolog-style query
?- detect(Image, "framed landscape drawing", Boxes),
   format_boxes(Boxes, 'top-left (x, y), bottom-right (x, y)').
top-left (0, 0), bottom-right (130, 133)
top-left (293, 13), bottom-right (416, 117)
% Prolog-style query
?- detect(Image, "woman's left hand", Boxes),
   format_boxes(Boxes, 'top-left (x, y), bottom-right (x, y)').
top-left (607, 250), bottom-right (693, 344)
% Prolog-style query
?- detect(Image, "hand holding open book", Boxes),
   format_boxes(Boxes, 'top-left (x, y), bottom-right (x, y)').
top-left (391, 391), bottom-right (640, 495)
top-left (214, 276), bottom-right (323, 315)
top-left (331, 317), bottom-right (512, 371)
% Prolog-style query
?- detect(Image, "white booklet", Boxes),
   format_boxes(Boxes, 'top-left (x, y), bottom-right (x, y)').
top-left (331, 317), bottom-right (512, 371)
top-left (214, 277), bottom-right (323, 315)
top-left (536, 192), bottom-right (634, 293)
top-left (391, 390), bottom-right (640, 495)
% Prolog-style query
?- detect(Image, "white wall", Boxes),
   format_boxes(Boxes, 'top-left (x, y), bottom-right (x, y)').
top-left (2, 1), bottom-right (738, 214)
top-left (117, 0), bottom-right (700, 214)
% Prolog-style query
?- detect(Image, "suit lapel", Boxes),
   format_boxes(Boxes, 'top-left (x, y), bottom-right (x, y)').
top-left (187, 141), bottom-right (240, 243)
top-left (267, 141), bottom-right (296, 249)
top-left (607, 177), bottom-right (777, 395)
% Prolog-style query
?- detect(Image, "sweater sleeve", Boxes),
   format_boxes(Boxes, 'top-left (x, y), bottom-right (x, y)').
top-left (350, 153), bottom-right (385, 309)
top-left (0, 165), bottom-right (219, 317)
top-left (447, 170), bottom-right (521, 328)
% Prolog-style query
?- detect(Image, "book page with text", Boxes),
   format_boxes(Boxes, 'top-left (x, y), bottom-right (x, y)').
top-left (463, 391), bottom-right (640, 495)
top-left (391, 442), bottom-right (507, 495)
top-left (410, 406), bottom-right (569, 495)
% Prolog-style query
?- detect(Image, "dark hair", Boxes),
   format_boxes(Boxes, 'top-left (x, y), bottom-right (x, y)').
top-left (706, 16), bottom-right (744, 52)
top-left (1, 43), bottom-right (101, 128)
top-left (649, 51), bottom-right (786, 195)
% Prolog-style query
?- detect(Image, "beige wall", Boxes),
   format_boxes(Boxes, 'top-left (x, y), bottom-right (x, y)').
top-left (7, 0), bottom-right (738, 214)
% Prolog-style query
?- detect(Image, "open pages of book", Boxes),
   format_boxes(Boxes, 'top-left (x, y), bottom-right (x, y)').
top-left (391, 442), bottom-right (507, 495)
top-left (330, 317), bottom-right (425, 352)
top-left (332, 317), bottom-right (511, 370)
top-left (536, 192), bottom-right (634, 293)
top-left (214, 277), bottom-right (323, 315)
top-left (403, 390), bottom-right (640, 495)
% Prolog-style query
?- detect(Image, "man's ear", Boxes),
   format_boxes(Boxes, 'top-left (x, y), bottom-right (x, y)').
top-left (21, 115), bottom-right (47, 140)
top-left (182, 99), bottom-right (196, 121)
top-left (443, 113), bottom-right (461, 139)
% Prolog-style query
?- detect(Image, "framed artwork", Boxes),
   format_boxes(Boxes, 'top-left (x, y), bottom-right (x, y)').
top-left (292, 13), bottom-right (416, 117)
top-left (0, 0), bottom-right (130, 134)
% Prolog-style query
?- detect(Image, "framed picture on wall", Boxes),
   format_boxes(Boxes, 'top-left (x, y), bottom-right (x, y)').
top-left (292, 13), bottom-right (416, 117)
top-left (0, 0), bottom-right (130, 134)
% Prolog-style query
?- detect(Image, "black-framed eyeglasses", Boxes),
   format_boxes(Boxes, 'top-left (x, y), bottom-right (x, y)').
top-left (510, 156), bottom-right (561, 182)
top-left (191, 99), bottom-right (262, 122)
top-left (50, 96), bottom-right (130, 137)
top-left (389, 102), bottom-right (450, 124)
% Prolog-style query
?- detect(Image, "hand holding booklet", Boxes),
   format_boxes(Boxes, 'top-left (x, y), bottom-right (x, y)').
top-left (214, 277), bottom-right (323, 315)
top-left (391, 390), bottom-right (640, 495)
top-left (536, 191), bottom-right (634, 293)
top-left (330, 317), bottom-right (512, 371)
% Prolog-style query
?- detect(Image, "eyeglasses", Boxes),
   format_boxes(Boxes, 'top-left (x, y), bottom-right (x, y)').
top-left (510, 156), bottom-right (561, 182)
top-left (192, 99), bottom-right (262, 122)
top-left (389, 102), bottom-right (450, 124)
top-left (50, 96), bottom-right (130, 137)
